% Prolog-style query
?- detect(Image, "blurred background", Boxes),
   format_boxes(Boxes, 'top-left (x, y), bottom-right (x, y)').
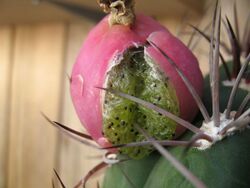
top-left (0, 0), bottom-right (249, 187)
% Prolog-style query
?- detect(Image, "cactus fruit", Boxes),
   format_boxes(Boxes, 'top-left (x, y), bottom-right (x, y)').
top-left (70, 14), bottom-right (203, 158)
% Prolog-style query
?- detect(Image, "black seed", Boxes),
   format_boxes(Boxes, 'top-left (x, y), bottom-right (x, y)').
top-left (153, 83), bottom-right (157, 87)
top-left (114, 133), bottom-right (118, 136)
top-left (158, 113), bottom-right (163, 116)
top-left (104, 100), bottom-right (108, 104)
top-left (120, 120), bottom-right (126, 126)
top-left (108, 122), bottom-right (113, 129)
top-left (117, 138), bottom-right (120, 141)
top-left (136, 149), bottom-right (141, 155)
top-left (130, 129), bottom-right (134, 132)
top-left (143, 115), bottom-right (147, 119)
top-left (121, 74), bottom-right (125, 78)
top-left (115, 117), bottom-right (120, 120)
top-left (124, 106), bottom-right (128, 110)
top-left (153, 103), bottom-right (157, 105)
top-left (145, 127), bottom-right (148, 130)
top-left (157, 96), bottom-right (161, 101)
top-left (135, 132), bottom-right (139, 135)
top-left (110, 83), bottom-right (113, 88)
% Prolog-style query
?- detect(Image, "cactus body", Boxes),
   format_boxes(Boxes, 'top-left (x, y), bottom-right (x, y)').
top-left (144, 129), bottom-right (250, 188)
top-left (102, 152), bottom-right (160, 188)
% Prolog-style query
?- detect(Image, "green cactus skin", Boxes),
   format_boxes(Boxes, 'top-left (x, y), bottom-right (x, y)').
top-left (103, 128), bottom-right (250, 188)
top-left (102, 64), bottom-right (250, 188)
top-left (102, 152), bottom-right (160, 188)
top-left (144, 129), bottom-right (250, 188)
top-left (103, 47), bottom-right (179, 159)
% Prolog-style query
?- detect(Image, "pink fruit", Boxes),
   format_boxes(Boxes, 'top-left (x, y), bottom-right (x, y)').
top-left (70, 14), bottom-right (203, 158)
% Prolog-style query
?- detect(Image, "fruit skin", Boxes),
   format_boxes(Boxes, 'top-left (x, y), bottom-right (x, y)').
top-left (70, 14), bottom-right (203, 148)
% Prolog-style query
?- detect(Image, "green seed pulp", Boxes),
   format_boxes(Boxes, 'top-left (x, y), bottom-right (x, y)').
top-left (103, 47), bottom-right (179, 159)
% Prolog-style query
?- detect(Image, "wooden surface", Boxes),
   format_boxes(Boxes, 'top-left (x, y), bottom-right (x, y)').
top-left (0, 20), bottom-right (105, 188)
top-left (3, 23), bottom-right (66, 188)
top-left (0, 26), bottom-right (13, 188)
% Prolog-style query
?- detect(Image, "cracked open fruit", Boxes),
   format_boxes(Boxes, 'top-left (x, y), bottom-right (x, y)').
top-left (70, 12), bottom-right (203, 159)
